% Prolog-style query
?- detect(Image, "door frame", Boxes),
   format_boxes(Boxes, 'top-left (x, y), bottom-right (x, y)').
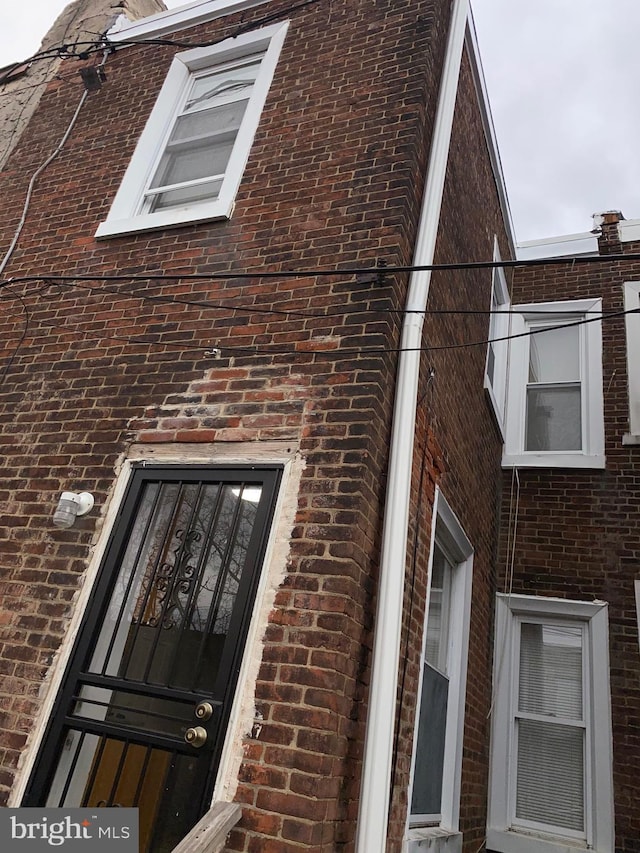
top-left (22, 463), bottom-right (283, 830)
top-left (11, 443), bottom-right (299, 811)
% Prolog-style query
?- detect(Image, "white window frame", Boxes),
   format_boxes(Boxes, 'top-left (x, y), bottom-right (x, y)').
top-left (95, 21), bottom-right (288, 238)
top-left (623, 282), bottom-right (640, 443)
top-left (405, 491), bottom-right (473, 853)
top-left (487, 594), bottom-right (614, 853)
top-left (484, 239), bottom-right (511, 435)
top-left (502, 298), bottom-right (605, 469)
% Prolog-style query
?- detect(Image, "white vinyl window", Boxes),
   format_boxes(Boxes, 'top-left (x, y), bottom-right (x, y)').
top-left (96, 21), bottom-right (288, 238)
top-left (485, 242), bottom-right (511, 433)
top-left (503, 299), bottom-right (604, 468)
top-left (487, 594), bottom-right (614, 853)
top-left (407, 493), bottom-right (473, 853)
top-left (623, 282), bottom-right (640, 442)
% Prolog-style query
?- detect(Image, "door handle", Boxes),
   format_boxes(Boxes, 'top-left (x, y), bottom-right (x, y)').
top-left (195, 701), bottom-right (214, 721)
top-left (184, 726), bottom-right (207, 748)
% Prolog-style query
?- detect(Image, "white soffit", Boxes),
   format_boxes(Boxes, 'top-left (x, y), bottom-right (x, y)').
top-left (619, 219), bottom-right (640, 243)
top-left (108, 0), bottom-right (272, 42)
top-left (516, 231), bottom-right (599, 260)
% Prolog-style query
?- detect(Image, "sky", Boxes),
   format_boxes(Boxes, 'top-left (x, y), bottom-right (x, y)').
top-left (1, 0), bottom-right (639, 243)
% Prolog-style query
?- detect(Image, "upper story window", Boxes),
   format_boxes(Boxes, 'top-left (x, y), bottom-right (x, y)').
top-left (96, 21), bottom-right (288, 238)
top-left (485, 244), bottom-right (511, 433)
top-left (623, 281), bottom-right (640, 443)
top-left (487, 594), bottom-right (614, 853)
top-left (502, 298), bottom-right (605, 468)
top-left (407, 493), bottom-right (473, 852)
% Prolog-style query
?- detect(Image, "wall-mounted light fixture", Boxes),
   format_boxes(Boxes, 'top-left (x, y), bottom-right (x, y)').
top-left (53, 492), bottom-right (94, 529)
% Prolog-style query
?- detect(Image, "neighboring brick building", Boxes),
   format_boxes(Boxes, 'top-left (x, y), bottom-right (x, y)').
top-left (485, 213), bottom-right (640, 853)
top-left (2, 2), bottom-right (635, 853)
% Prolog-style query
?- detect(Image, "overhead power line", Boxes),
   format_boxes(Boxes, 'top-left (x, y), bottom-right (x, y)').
top-left (3, 249), bottom-right (640, 292)
top-left (0, 0), bottom-right (324, 85)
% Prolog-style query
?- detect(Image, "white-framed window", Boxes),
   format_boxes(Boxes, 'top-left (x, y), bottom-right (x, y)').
top-left (485, 240), bottom-right (511, 433)
top-left (487, 594), bottom-right (614, 853)
top-left (623, 282), bottom-right (640, 443)
top-left (406, 492), bottom-right (473, 853)
top-left (502, 298), bottom-right (605, 468)
top-left (95, 21), bottom-right (288, 238)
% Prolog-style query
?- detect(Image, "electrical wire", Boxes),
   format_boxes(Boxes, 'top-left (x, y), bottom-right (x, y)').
top-left (0, 87), bottom-right (88, 277)
top-left (0, 51), bottom-right (113, 276)
top-left (0, 283), bottom-right (30, 386)
top-left (2, 274), bottom-right (620, 326)
top-left (3, 247), bottom-right (640, 292)
top-left (2, 281), bottom-right (636, 364)
top-left (0, 0), bottom-right (325, 84)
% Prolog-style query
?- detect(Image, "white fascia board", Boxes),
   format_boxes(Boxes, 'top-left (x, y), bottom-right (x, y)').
top-left (108, 0), bottom-right (272, 43)
top-left (516, 232), bottom-right (599, 260)
top-left (464, 15), bottom-right (517, 259)
top-left (623, 281), bottom-right (640, 438)
top-left (619, 219), bottom-right (640, 243)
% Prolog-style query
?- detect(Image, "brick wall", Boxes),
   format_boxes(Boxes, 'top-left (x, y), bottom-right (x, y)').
top-left (0, 0), bottom-right (510, 850)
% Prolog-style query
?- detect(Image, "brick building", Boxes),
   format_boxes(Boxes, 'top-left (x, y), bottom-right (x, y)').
top-left (486, 213), bottom-right (640, 853)
top-left (0, 1), bottom-right (634, 853)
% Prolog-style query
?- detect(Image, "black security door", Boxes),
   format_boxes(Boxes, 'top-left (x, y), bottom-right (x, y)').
top-left (24, 465), bottom-right (281, 853)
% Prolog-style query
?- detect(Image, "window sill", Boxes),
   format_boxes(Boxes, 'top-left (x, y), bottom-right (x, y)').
top-left (406, 828), bottom-right (462, 853)
top-left (95, 200), bottom-right (233, 239)
top-left (487, 827), bottom-right (595, 853)
top-left (622, 433), bottom-right (640, 446)
top-left (502, 452), bottom-right (605, 469)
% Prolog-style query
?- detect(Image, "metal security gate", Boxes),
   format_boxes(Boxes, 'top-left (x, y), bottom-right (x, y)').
top-left (24, 465), bottom-right (281, 853)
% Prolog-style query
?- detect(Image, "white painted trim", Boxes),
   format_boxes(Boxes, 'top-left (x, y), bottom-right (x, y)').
top-left (502, 298), bottom-right (605, 469)
top-left (516, 232), bottom-right (598, 261)
top-left (108, 0), bottom-right (273, 43)
top-left (406, 828), bottom-right (462, 853)
top-left (619, 219), bottom-right (640, 243)
top-left (484, 237), bottom-right (510, 437)
top-left (354, 4), bottom-right (470, 851)
top-left (406, 490), bottom-right (473, 838)
top-left (623, 282), bottom-right (640, 438)
top-left (487, 594), bottom-right (614, 853)
top-left (212, 449), bottom-right (303, 803)
top-left (96, 21), bottom-right (288, 238)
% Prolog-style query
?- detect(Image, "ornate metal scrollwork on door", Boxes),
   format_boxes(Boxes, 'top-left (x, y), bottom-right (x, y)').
top-left (147, 528), bottom-right (202, 630)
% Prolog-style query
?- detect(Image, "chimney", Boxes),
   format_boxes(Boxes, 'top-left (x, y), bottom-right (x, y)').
top-left (593, 210), bottom-right (624, 255)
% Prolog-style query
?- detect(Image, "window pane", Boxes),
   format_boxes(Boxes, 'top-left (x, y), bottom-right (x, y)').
top-left (150, 179), bottom-right (224, 212)
top-left (516, 718), bottom-right (585, 832)
top-left (185, 60), bottom-right (262, 112)
top-left (410, 664), bottom-right (449, 820)
top-left (150, 128), bottom-right (240, 190)
top-left (169, 100), bottom-right (247, 145)
top-left (528, 324), bottom-right (580, 383)
top-left (525, 384), bottom-right (581, 451)
top-left (519, 623), bottom-right (583, 719)
top-left (425, 546), bottom-right (450, 673)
